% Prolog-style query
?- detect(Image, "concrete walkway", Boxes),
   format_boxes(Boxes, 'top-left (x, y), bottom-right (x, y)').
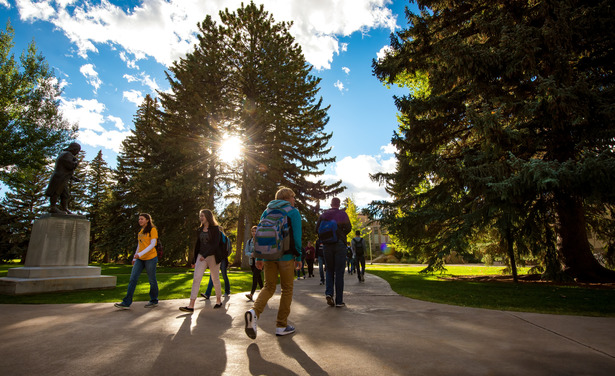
top-left (1, 272), bottom-right (614, 375)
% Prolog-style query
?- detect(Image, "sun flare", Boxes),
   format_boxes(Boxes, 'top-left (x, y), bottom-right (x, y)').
top-left (219, 135), bottom-right (243, 163)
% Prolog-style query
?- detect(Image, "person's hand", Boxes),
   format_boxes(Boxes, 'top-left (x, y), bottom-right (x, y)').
top-left (198, 255), bottom-right (205, 262)
top-left (132, 259), bottom-right (136, 266)
top-left (255, 260), bottom-right (264, 270)
top-left (191, 264), bottom-right (195, 268)
top-left (295, 261), bottom-right (302, 270)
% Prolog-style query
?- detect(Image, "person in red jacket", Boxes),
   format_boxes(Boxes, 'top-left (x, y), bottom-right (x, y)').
top-left (304, 241), bottom-right (316, 278)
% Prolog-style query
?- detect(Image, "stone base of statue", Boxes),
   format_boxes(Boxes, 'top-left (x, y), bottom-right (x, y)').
top-left (0, 214), bottom-right (116, 295)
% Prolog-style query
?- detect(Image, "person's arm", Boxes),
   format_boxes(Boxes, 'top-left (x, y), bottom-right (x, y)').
top-left (289, 209), bottom-right (302, 261)
top-left (137, 238), bottom-right (157, 258)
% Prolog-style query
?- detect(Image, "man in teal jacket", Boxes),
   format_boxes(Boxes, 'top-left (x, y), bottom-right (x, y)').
top-left (245, 187), bottom-right (302, 339)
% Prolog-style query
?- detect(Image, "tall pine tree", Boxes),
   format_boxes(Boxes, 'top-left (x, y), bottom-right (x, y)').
top-left (158, 2), bottom-right (343, 265)
top-left (373, 0), bottom-right (615, 281)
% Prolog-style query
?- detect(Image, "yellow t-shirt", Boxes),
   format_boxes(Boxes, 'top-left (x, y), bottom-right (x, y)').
top-left (137, 227), bottom-right (158, 260)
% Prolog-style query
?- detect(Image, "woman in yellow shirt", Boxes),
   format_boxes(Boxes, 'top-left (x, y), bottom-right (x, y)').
top-left (115, 213), bottom-right (159, 309)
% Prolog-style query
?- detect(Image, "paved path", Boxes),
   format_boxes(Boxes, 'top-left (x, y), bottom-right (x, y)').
top-left (1, 272), bottom-right (614, 375)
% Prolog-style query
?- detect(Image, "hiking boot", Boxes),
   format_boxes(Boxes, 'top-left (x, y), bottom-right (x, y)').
top-left (275, 325), bottom-right (296, 336)
top-left (326, 295), bottom-right (334, 307)
top-left (114, 302), bottom-right (130, 310)
top-left (144, 302), bottom-right (158, 308)
top-left (245, 309), bottom-right (257, 339)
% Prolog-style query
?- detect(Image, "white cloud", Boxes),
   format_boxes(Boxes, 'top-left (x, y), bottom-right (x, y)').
top-left (340, 43), bottom-right (348, 52)
top-left (107, 115), bottom-right (125, 130)
top-left (14, 0), bottom-right (398, 70)
top-left (334, 80), bottom-right (345, 92)
top-left (123, 72), bottom-right (160, 92)
top-left (324, 151), bottom-right (396, 207)
top-left (381, 142), bottom-right (397, 155)
top-left (59, 97), bottom-right (130, 152)
top-left (122, 89), bottom-right (144, 106)
top-left (342, 66), bottom-right (350, 75)
top-left (0, 0), bottom-right (10, 9)
top-left (15, 0), bottom-right (55, 21)
top-left (79, 64), bottom-right (102, 92)
top-left (119, 51), bottom-right (139, 69)
top-left (376, 44), bottom-right (392, 61)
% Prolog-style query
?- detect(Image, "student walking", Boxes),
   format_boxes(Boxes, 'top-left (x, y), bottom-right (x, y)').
top-left (180, 209), bottom-right (224, 312)
top-left (305, 241), bottom-right (315, 278)
top-left (244, 187), bottom-right (302, 339)
top-left (316, 197), bottom-right (351, 308)
top-left (351, 230), bottom-right (366, 282)
top-left (115, 213), bottom-right (159, 309)
top-left (245, 225), bottom-right (263, 302)
top-left (202, 229), bottom-right (231, 299)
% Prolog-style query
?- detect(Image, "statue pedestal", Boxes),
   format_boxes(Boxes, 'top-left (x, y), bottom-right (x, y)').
top-left (0, 214), bottom-right (116, 295)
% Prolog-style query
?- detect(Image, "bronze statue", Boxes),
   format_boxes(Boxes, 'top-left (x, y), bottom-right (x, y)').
top-left (45, 142), bottom-right (81, 214)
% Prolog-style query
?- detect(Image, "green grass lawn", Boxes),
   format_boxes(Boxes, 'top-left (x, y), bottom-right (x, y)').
top-left (1, 263), bottom-right (614, 317)
top-left (0, 264), bottom-right (254, 304)
top-left (365, 264), bottom-right (615, 317)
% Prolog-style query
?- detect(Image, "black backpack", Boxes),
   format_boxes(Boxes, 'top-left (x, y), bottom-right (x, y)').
top-left (155, 238), bottom-right (163, 259)
top-left (354, 238), bottom-right (364, 257)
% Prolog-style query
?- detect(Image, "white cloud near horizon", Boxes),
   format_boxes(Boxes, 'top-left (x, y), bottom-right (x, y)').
top-left (325, 145), bottom-right (397, 207)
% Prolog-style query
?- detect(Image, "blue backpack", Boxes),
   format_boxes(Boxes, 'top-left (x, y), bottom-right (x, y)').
top-left (254, 206), bottom-right (293, 260)
top-left (220, 231), bottom-right (232, 257)
top-left (318, 219), bottom-right (338, 244)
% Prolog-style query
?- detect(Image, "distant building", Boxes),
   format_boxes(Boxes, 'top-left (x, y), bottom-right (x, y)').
top-left (357, 214), bottom-right (391, 259)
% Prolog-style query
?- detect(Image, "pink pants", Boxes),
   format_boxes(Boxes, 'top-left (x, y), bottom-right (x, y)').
top-left (190, 255), bottom-right (221, 300)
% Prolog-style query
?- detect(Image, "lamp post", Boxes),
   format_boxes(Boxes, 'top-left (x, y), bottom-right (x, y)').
top-left (367, 227), bottom-right (373, 264)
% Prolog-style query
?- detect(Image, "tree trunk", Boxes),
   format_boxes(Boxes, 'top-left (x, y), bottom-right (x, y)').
top-left (505, 227), bottom-right (518, 283)
top-left (555, 193), bottom-right (615, 282)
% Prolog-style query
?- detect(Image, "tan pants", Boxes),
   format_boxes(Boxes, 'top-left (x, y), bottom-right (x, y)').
top-left (253, 260), bottom-right (295, 328)
top-left (190, 255), bottom-right (221, 301)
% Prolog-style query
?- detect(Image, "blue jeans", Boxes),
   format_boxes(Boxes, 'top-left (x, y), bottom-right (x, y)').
top-left (324, 242), bottom-right (347, 305)
top-left (318, 256), bottom-right (325, 283)
top-left (206, 258), bottom-right (230, 296)
top-left (122, 257), bottom-right (158, 306)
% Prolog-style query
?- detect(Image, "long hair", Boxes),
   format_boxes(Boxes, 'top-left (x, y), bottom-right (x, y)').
top-left (139, 213), bottom-right (154, 234)
top-left (199, 209), bottom-right (219, 227)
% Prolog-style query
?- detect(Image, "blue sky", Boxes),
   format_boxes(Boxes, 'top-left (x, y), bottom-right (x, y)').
top-left (1, 0), bottom-right (417, 207)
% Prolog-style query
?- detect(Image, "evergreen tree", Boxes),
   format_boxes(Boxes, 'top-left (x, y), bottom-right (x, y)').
top-left (1, 165), bottom-right (49, 262)
top-left (158, 2), bottom-right (343, 266)
top-left (373, 0), bottom-right (615, 281)
top-left (0, 21), bottom-right (76, 180)
top-left (85, 150), bottom-right (112, 261)
top-left (68, 150), bottom-right (88, 215)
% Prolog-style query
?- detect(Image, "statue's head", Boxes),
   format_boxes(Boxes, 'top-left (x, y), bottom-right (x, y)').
top-left (64, 142), bottom-right (81, 155)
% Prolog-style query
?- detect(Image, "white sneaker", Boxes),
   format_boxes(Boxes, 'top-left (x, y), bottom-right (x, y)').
top-left (275, 325), bottom-right (296, 336)
top-left (245, 309), bottom-right (257, 339)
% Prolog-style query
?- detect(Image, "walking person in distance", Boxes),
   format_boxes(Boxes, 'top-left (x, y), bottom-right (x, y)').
top-left (351, 230), bottom-right (366, 282)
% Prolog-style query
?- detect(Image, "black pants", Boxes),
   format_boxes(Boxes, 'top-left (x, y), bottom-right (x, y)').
top-left (306, 258), bottom-right (314, 276)
top-left (355, 255), bottom-right (366, 279)
top-left (250, 261), bottom-right (263, 294)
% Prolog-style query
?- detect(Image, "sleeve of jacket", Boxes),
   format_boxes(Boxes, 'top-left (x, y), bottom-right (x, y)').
top-left (288, 208), bottom-right (303, 261)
